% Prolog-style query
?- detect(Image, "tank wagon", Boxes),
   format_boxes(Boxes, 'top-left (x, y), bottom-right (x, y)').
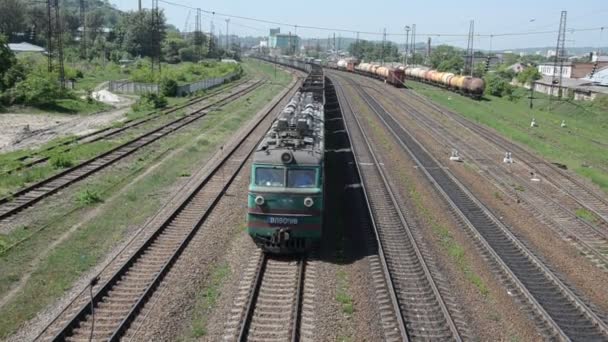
top-left (353, 62), bottom-right (405, 87)
top-left (247, 67), bottom-right (325, 253)
top-left (329, 58), bottom-right (485, 98)
top-left (402, 66), bottom-right (485, 98)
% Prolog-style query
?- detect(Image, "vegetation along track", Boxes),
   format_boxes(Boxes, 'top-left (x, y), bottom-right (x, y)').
top-left (228, 252), bottom-right (310, 342)
top-left (404, 83), bottom-right (608, 225)
top-left (33, 75), bottom-right (302, 341)
top-left (0, 78), bottom-right (251, 176)
top-left (332, 71), bottom-right (608, 340)
top-left (0, 79), bottom-right (265, 222)
top-left (364, 83), bottom-right (608, 271)
top-left (331, 76), bottom-right (466, 341)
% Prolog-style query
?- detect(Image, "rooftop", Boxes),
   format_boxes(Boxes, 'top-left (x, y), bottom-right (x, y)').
top-left (8, 42), bottom-right (46, 53)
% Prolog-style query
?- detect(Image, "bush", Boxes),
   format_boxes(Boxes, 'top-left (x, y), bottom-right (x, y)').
top-left (133, 92), bottom-right (167, 111)
top-left (11, 71), bottom-right (67, 106)
top-left (160, 77), bottom-right (178, 96)
top-left (50, 154), bottom-right (74, 169)
top-left (178, 47), bottom-right (198, 62)
top-left (77, 189), bottom-right (103, 205)
top-left (484, 73), bottom-right (513, 97)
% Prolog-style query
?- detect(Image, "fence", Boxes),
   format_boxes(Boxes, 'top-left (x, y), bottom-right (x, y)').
top-left (108, 71), bottom-right (240, 97)
top-left (175, 71), bottom-right (239, 96)
top-left (108, 80), bottom-right (159, 94)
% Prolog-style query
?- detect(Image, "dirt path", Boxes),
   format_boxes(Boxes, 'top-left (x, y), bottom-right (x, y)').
top-left (0, 90), bottom-right (135, 153)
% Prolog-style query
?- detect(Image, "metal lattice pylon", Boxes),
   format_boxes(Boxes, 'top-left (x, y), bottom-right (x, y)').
top-left (465, 20), bottom-right (474, 76)
top-left (551, 11), bottom-right (568, 99)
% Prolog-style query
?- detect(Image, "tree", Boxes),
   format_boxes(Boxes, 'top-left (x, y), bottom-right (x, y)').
top-left (113, 9), bottom-right (167, 58)
top-left (484, 73), bottom-right (512, 97)
top-left (502, 53), bottom-right (519, 66)
top-left (163, 36), bottom-right (188, 63)
top-left (516, 66), bottom-right (541, 85)
top-left (348, 40), bottom-right (400, 63)
top-left (430, 45), bottom-right (463, 70)
top-left (0, 35), bottom-right (17, 91)
top-left (0, 0), bottom-right (26, 41)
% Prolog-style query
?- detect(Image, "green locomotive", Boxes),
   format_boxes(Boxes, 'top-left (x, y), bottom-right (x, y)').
top-left (247, 70), bottom-right (324, 253)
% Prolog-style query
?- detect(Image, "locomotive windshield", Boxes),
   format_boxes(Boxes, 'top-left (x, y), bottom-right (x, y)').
top-left (255, 167), bottom-right (284, 187)
top-left (287, 169), bottom-right (316, 188)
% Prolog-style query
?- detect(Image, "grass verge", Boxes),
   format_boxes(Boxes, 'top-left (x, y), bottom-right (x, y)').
top-left (356, 90), bottom-right (490, 297)
top-left (0, 60), bottom-right (291, 338)
top-left (405, 81), bottom-right (608, 193)
top-left (189, 263), bottom-right (231, 338)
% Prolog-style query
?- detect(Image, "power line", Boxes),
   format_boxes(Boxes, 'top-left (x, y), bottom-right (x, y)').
top-left (156, 0), bottom-right (606, 39)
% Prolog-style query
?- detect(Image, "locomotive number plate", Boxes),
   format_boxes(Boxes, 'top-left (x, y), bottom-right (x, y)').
top-left (268, 216), bottom-right (298, 225)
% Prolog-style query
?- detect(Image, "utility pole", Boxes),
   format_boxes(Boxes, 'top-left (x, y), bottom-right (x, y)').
top-left (465, 20), bottom-right (474, 76)
top-left (404, 25), bottom-right (410, 66)
top-left (551, 10), bottom-right (567, 103)
top-left (194, 8), bottom-right (202, 61)
top-left (333, 33), bottom-right (336, 54)
top-left (151, 0), bottom-right (161, 74)
top-left (54, 0), bottom-right (65, 88)
top-left (528, 81), bottom-right (535, 109)
top-left (138, 0), bottom-right (142, 11)
top-left (381, 28), bottom-right (386, 65)
top-left (79, 0), bottom-right (86, 59)
top-left (46, 0), bottom-right (53, 72)
top-left (209, 19), bottom-right (215, 56)
top-left (225, 19), bottom-right (230, 50)
top-left (426, 37), bottom-right (431, 65)
top-left (410, 24), bottom-right (416, 64)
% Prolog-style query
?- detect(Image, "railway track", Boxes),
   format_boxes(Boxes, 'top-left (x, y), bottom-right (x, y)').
top-left (404, 85), bottom-right (608, 225)
top-left (331, 76), bottom-right (466, 341)
top-left (335, 72), bottom-right (608, 340)
top-left (363, 84), bottom-right (608, 271)
top-left (0, 79), bottom-right (265, 222)
top-left (234, 253), bottom-right (307, 342)
top-left (33, 75), bottom-right (302, 342)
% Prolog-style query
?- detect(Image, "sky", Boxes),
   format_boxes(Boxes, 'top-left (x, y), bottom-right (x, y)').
top-left (111, 0), bottom-right (608, 51)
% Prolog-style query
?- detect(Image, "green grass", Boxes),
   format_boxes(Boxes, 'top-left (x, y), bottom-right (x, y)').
top-left (409, 187), bottom-right (490, 297)
top-left (0, 60), bottom-right (291, 338)
top-left (336, 270), bottom-right (354, 316)
top-left (358, 102), bottom-right (490, 297)
top-left (76, 189), bottom-right (103, 205)
top-left (189, 263), bottom-right (231, 338)
top-left (0, 140), bottom-right (117, 198)
top-left (575, 208), bottom-right (598, 224)
top-left (74, 64), bottom-right (125, 91)
top-left (406, 81), bottom-right (608, 193)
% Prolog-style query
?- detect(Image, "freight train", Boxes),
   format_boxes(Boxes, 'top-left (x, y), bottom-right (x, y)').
top-left (331, 59), bottom-right (485, 99)
top-left (400, 66), bottom-right (485, 98)
top-left (247, 65), bottom-right (325, 253)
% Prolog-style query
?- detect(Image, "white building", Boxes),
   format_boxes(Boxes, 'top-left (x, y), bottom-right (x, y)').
top-left (538, 62), bottom-right (572, 78)
top-left (546, 49), bottom-right (557, 58)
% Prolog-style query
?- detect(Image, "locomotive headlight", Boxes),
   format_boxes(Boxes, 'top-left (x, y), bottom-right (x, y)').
top-left (303, 197), bottom-right (314, 208)
top-left (255, 195), bottom-right (265, 206)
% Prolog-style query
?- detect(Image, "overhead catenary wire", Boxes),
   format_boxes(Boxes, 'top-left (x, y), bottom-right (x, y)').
top-left (157, 0), bottom-right (606, 39)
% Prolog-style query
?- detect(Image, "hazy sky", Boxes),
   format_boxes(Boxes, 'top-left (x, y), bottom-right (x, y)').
top-left (111, 0), bottom-right (608, 50)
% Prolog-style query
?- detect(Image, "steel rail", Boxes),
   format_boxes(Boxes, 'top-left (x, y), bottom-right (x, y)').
top-left (367, 85), bottom-right (608, 270)
top-left (332, 75), bottom-right (462, 341)
top-left (2, 78), bottom-right (252, 176)
top-left (405, 84), bottom-right (608, 224)
top-left (237, 256), bottom-right (305, 342)
top-left (35, 76), bottom-right (302, 342)
top-left (347, 75), bottom-right (608, 340)
top-left (0, 80), bottom-right (265, 221)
